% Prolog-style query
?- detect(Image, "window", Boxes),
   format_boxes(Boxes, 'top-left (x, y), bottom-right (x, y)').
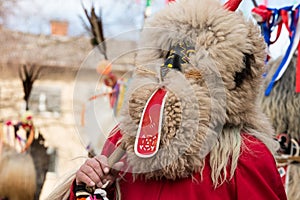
top-left (28, 86), bottom-right (61, 116)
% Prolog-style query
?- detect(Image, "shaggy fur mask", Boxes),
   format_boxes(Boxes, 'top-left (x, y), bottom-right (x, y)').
top-left (117, 0), bottom-right (275, 180)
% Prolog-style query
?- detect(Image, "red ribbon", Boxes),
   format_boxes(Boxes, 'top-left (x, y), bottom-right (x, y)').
top-left (281, 10), bottom-right (292, 37)
top-left (251, 5), bottom-right (272, 23)
top-left (224, 0), bottom-right (242, 11)
top-left (270, 21), bottom-right (283, 45)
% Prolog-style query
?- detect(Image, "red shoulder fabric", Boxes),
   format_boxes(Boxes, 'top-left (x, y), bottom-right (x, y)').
top-left (235, 134), bottom-right (287, 200)
top-left (69, 131), bottom-right (287, 200)
top-left (111, 133), bottom-right (286, 200)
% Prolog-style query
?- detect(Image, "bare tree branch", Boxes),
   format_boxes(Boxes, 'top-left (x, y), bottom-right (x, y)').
top-left (81, 1), bottom-right (107, 59)
top-left (19, 64), bottom-right (42, 110)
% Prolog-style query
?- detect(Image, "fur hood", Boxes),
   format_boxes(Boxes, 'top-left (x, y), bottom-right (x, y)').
top-left (118, 0), bottom-right (276, 181)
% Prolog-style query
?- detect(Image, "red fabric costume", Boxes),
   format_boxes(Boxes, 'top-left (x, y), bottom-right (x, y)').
top-left (69, 130), bottom-right (287, 200)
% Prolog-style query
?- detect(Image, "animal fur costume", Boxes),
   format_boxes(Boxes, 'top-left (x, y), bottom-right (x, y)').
top-left (66, 0), bottom-right (287, 199)
top-left (0, 143), bottom-right (36, 200)
top-left (259, 51), bottom-right (300, 200)
top-left (260, 55), bottom-right (300, 141)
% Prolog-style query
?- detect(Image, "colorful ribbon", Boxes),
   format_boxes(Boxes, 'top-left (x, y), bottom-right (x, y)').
top-left (253, 4), bottom-right (300, 95)
top-left (109, 78), bottom-right (130, 117)
top-left (265, 5), bottom-right (300, 95)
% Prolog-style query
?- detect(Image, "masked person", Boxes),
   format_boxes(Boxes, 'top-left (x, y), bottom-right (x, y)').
top-left (68, 0), bottom-right (287, 199)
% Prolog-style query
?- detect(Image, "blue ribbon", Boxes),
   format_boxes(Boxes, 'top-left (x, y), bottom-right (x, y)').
top-left (264, 5), bottom-right (300, 96)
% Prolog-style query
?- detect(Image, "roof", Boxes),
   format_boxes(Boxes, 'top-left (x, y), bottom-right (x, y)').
top-left (0, 28), bottom-right (137, 71)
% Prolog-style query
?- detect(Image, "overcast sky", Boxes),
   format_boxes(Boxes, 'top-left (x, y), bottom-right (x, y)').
top-left (4, 0), bottom-right (300, 48)
top-left (5, 0), bottom-right (163, 37)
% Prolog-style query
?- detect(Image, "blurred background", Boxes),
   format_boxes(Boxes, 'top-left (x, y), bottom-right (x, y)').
top-left (0, 0), bottom-right (299, 199)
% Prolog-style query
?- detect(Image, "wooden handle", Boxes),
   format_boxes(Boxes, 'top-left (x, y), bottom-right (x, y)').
top-left (107, 143), bottom-right (126, 167)
top-left (276, 156), bottom-right (300, 163)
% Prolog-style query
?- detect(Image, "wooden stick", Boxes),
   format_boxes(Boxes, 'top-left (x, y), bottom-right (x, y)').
top-left (276, 156), bottom-right (300, 163)
top-left (251, 0), bottom-right (258, 7)
top-left (107, 143), bottom-right (126, 168)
